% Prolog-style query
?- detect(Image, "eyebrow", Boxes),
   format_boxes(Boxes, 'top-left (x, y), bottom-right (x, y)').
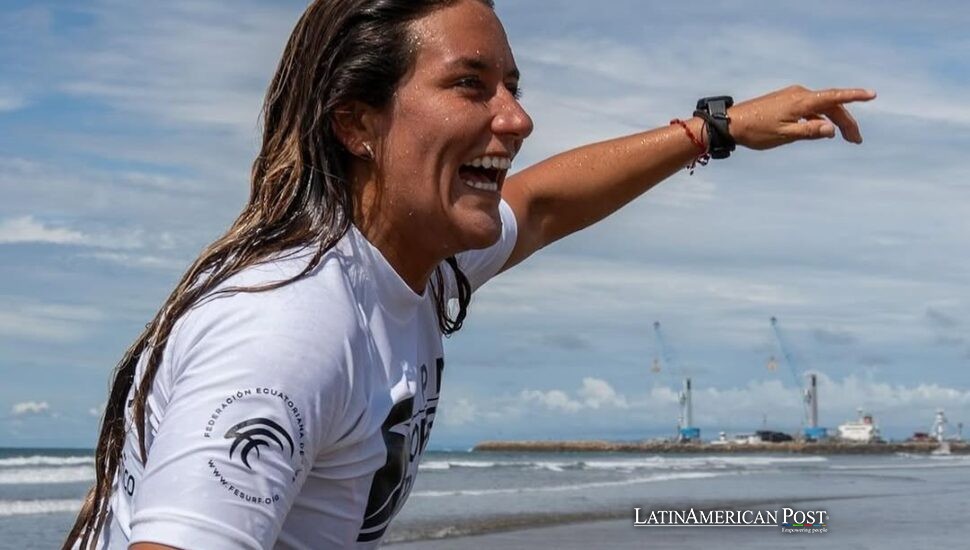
top-left (448, 56), bottom-right (520, 80)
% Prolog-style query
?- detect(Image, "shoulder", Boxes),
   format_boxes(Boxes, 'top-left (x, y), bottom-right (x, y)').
top-left (149, 246), bottom-right (377, 449)
top-left (187, 245), bottom-right (365, 331)
top-left (166, 246), bottom-right (370, 388)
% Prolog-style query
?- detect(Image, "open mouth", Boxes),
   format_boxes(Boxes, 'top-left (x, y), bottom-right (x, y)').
top-left (459, 155), bottom-right (511, 193)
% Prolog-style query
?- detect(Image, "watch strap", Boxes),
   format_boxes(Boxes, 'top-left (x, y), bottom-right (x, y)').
top-left (694, 96), bottom-right (736, 159)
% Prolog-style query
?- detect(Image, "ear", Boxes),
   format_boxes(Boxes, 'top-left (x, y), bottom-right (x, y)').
top-left (332, 100), bottom-right (383, 159)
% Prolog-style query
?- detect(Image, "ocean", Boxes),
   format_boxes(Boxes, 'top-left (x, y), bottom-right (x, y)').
top-left (3, 447), bottom-right (969, 548)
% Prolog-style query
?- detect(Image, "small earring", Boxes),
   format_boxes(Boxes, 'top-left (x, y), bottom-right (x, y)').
top-left (362, 142), bottom-right (374, 160)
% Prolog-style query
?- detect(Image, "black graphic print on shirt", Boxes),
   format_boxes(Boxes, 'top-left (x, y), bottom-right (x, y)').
top-left (357, 358), bottom-right (443, 542)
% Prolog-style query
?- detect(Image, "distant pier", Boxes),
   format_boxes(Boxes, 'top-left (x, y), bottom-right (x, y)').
top-left (472, 440), bottom-right (969, 454)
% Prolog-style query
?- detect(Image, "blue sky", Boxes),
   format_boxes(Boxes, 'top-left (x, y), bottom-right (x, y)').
top-left (2, 0), bottom-right (969, 448)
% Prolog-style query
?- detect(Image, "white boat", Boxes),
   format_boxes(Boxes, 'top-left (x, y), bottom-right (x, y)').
top-left (838, 408), bottom-right (880, 443)
top-left (710, 431), bottom-right (730, 446)
top-left (728, 433), bottom-right (763, 445)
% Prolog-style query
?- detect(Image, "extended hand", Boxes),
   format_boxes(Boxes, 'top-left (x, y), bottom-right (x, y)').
top-left (728, 85), bottom-right (877, 150)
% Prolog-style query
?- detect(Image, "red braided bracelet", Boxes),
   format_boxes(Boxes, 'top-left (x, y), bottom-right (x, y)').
top-left (670, 118), bottom-right (710, 175)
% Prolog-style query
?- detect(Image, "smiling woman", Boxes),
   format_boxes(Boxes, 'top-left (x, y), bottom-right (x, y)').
top-left (340, 0), bottom-right (532, 285)
top-left (63, 0), bottom-right (874, 549)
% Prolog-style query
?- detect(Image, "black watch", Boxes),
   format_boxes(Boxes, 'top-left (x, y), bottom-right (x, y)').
top-left (694, 96), bottom-right (736, 159)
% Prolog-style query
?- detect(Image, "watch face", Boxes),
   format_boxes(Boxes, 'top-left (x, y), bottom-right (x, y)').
top-left (696, 95), bottom-right (734, 111)
top-left (708, 100), bottom-right (730, 116)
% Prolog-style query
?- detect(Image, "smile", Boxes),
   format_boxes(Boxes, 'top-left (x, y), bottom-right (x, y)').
top-left (459, 155), bottom-right (512, 193)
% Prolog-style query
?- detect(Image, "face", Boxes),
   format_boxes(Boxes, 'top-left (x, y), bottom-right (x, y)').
top-left (370, 0), bottom-right (533, 256)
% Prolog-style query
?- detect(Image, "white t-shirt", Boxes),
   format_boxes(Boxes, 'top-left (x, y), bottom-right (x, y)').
top-left (98, 200), bottom-right (518, 549)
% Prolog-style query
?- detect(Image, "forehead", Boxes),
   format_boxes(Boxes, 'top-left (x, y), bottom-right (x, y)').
top-left (408, 0), bottom-right (517, 76)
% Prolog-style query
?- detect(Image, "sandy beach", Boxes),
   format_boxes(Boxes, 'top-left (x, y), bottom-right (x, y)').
top-left (390, 489), bottom-right (965, 549)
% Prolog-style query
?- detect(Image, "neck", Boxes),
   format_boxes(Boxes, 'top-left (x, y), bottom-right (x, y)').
top-left (353, 178), bottom-right (444, 295)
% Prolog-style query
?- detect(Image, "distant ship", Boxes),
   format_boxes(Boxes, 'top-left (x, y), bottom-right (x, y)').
top-left (838, 408), bottom-right (881, 443)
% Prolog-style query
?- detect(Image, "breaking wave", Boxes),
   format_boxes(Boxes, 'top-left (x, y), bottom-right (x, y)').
top-left (0, 465), bottom-right (95, 485)
top-left (0, 499), bottom-right (83, 517)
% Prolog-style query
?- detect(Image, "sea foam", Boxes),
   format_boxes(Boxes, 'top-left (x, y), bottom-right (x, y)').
top-left (0, 465), bottom-right (95, 485)
top-left (0, 499), bottom-right (83, 517)
top-left (417, 454), bottom-right (827, 474)
top-left (412, 471), bottom-right (722, 498)
top-left (0, 455), bottom-right (92, 468)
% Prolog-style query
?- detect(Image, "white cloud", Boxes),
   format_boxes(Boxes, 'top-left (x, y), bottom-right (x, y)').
top-left (517, 19), bottom-right (970, 129)
top-left (80, 251), bottom-right (184, 271)
top-left (520, 378), bottom-right (629, 413)
top-left (477, 254), bottom-right (810, 322)
top-left (0, 215), bottom-right (188, 283)
top-left (685, 375), bottom-right (970, 435)
top-left (0, 216), bottom-right (85, 245)
top-left (0, 215), bottom-right (157, 251)
top-left (577, 378), bottom-right (629, 409)
top-left (0, 158), bottom-right (223, 264)
top-left (11, 401), bottom-right (50, 416)
top-left (521, 388), bottom-right (583, 413)
top-left (469, 245), bottom-right (970, 376)
top-left (59, 1), bottom-right (296, 136)
top-left (440, 397), bottom-right (477, 427)
top-left (0, 90), bottom-right (25, 112)
top-left (458, 375), bottom-right (970, 439)
top-left (0, 301), bottom-right (105, 342)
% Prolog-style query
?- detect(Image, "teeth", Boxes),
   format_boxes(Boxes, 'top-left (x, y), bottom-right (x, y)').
top-left (463, 155), bottom-right (511, 171)
top-left (462, 179), bottom-right (498, 192)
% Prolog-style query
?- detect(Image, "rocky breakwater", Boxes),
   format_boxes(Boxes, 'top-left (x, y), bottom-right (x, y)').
top-left (472, 440), bottom-right (970, 454)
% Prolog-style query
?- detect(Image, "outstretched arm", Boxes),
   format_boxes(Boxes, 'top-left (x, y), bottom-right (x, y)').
top-left (500, 85), bottom-right (876, 271)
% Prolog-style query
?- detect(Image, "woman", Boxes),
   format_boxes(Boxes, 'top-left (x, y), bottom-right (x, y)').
top-left (66, 0), bottom-right (874, 548)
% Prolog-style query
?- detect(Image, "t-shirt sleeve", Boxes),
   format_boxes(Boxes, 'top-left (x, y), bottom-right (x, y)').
top-left (446, 198), bottom-right (518, 297)
top-left (126, 294), bottom-right (351, 550)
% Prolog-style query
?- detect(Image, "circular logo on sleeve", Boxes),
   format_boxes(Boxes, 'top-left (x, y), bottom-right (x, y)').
top-left (225, 417), bottom-right (296, 469)
top-left (201, 387), bottom-right (307, 505)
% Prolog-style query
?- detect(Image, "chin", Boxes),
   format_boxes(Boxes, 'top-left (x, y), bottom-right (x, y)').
top-left (452, 206), bottom-right (503, 251)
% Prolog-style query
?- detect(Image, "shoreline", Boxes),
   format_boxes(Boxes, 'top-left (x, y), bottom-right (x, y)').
top-left (385, 495), bottom-right (855, 546)
top-left (472, 439), bottom-right (969, 454)
top-left (385, 492), bottom-right (925, 549)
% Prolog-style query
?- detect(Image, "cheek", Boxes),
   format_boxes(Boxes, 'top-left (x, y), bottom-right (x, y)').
top-left (383, 94), bottom-right (485, 205)
top-left (393, 93), bottom-right (456, 139)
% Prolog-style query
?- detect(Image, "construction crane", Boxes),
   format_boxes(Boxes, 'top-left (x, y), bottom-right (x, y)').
top-left (652, 321), bottom-right (700, 443)
top-left (651, 321), bottom-right (672, 374)
top-left (769, 317), bottom-right (828, 441)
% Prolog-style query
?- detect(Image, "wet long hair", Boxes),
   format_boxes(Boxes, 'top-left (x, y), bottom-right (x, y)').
top-left (64, 1), bottom-right (494, 547)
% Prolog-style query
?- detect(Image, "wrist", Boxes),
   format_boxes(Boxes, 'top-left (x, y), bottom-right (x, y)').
top-left (669, 117), bottom-right (707, 155)
top-left (694, 96), bottom-right (735, 159)
top-left (688, 117), bottom-right (708, 152)
top-left (726, 106), bottom-right (744, 144)
top-left (669, 117), bottom-right (711, 175)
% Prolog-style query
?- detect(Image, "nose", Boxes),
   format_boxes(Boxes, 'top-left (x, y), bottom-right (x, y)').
top-left (492, 89), bottom-right (534, 143)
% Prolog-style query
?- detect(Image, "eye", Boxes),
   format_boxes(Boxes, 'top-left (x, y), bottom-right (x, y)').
top-left (506, 83), bottom-right (523, 100)
top-left (456, 76), bottom-right (486, 92)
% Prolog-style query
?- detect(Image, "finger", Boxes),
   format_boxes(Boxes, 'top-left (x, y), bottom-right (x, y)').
top-left (819, 103), bottom-right (863, 144)
top-left (786, 119), bottom-right (836, 140)
top-left (805, 88), bottom-right (877, 110)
